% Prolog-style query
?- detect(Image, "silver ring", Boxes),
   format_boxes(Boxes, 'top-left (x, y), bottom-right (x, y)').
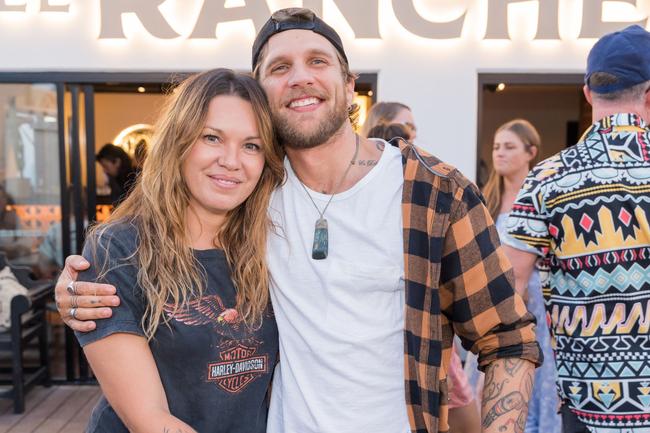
top-left (71, 295), bottom-right (79, 309)
top-left (66, 280), bottom-right (78, 296)
top-left (69, 307), bottom-right (78, 320)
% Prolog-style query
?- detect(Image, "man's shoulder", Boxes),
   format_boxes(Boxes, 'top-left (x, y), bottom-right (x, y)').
top-left (400, 144), bottom-right (474, 191)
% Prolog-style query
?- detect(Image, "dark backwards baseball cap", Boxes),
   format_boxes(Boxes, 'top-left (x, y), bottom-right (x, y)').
top-left (585, 24), bottom-right (650, 94)
top-left (252, 8), bottom-right (348, 71)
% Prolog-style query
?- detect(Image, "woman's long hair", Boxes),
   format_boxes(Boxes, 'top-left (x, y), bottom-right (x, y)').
top-left (90, 69), bottom-right (284, 339)
top-left (482, 119), bottom-right (541, 219)
top-left (360, 102), bottom-right (411, 138)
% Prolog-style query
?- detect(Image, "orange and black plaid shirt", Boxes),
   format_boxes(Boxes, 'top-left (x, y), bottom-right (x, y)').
top-left (400, 144), bottom-right (542, 433)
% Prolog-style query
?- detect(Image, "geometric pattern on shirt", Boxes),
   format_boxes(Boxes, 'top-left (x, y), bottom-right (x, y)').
top-left (550, 298), bottom-right (650, 337)
top-left (554, 246), bottom-right (650, 271)
top-left (555, 334), bottom-right (650, 354)
top-left (506, 113), bottom-right (650, 430)
top-left (551, 263), bottom-right (650, 296)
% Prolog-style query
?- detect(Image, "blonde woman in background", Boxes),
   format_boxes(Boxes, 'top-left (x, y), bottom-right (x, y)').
top-left (74, 69), bottom-right (284, 433)
top-left (482, 119), bottom-right (561, 433)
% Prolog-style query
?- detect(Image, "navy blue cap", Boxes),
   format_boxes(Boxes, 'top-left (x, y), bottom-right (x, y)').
top-left (252, 8), bottom-right (347, 71)
top-left (585, 25), bottom-right (650, 93)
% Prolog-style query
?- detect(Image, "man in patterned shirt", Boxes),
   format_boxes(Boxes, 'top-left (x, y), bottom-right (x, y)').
top-left (506, 25), bottom-right (650, 433)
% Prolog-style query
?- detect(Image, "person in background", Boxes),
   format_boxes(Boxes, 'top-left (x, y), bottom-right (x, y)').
top-left (482, 119), bottom-right (561, 433)
top-left (361, 101), bottom-right (417, 141)
top-left (506, 25), bottom-right (650, 433)
top-left (366, 122), bottom-right (411, 146)
top-left (74, 69), bottom-right (284, 432)
top-left (95, 143), bottom-right (137, 206)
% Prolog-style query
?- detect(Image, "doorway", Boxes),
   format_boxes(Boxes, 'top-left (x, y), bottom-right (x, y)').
top-left (476, 73), bottom-right (590, 187)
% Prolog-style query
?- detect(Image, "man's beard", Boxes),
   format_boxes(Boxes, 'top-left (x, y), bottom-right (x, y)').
top-left (273, 98), bottom-right (348, 150)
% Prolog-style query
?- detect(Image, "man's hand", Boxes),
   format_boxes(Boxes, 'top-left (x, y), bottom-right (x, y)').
top-left (55, 255), bottom-right (120, 332)
top-left (481, 358), bottom-right (535, 433)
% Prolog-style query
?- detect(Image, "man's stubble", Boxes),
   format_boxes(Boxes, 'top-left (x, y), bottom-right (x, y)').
top-left (272, 94), bottom-right (348, 150)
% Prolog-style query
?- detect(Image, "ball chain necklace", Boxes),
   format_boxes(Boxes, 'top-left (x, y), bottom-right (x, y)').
top-left (297, 134), bottom-right (360, 260)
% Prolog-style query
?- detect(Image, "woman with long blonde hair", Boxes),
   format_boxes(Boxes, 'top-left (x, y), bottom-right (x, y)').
top-left (75, 69), bottom-right (284, 433)
top-left (479, 119), bottom-right (560, 433)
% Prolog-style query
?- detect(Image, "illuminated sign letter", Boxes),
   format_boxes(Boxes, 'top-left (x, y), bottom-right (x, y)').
top-left (579, 0), bottom-right (647, 38)
top-left (391, 0), bottom-right (465, 39)
top-left (485, 0), bottom-right (560, 39)
top-left (40, 0), bottom-right (69, 12)
top-left (0, 0), bottom-right (26, 12)
top-left (302, 0), bottom-right (380, 38)
top-left (99, 0), bottom-right (180, 39)
top-left (190, 0), bottom-right (271, 38)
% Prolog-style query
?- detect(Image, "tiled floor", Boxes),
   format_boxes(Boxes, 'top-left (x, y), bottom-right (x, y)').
top-left (0, 385), bottom-right (101, 433)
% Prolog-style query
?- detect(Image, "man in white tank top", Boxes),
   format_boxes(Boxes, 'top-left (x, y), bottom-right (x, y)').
top-left (56, 7), bottom-right (542, 433)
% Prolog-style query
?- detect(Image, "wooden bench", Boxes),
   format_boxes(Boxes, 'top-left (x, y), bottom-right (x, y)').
top-left (0, 253), bottom-right (52, 413)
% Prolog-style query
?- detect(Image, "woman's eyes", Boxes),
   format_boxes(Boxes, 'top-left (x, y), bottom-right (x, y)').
top-left (243, 142), bottom-right (261, 152)
top-left (203, 134), bottom-right (220, 144)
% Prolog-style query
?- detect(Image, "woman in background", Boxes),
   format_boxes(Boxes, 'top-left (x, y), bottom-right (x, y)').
top-left (482, 118), bottom-right (561, 433)
top-left (361, 101), bottom-right (417, 141)
top-left (366, 122), bottom-right (411, 146)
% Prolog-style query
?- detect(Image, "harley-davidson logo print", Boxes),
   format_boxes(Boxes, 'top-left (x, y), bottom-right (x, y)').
top-left (207, 342), bottom-right (268, 393)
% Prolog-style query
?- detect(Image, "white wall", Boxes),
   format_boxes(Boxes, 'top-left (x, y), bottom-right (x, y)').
top-left (1, 0), bottom-right (648, 180)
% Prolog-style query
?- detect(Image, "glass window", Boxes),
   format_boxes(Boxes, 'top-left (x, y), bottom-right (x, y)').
top-left (0, 83), bottom-right (61, 278)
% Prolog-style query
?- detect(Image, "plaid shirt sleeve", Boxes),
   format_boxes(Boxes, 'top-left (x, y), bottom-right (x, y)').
top-left (439, 181), bottom-right (541, 369)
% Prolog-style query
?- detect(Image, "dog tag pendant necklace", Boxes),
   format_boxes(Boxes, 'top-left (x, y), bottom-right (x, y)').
top-left (298, 134), bottom-right (360, 260)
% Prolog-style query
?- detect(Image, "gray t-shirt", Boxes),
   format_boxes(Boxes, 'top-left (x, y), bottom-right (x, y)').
top-left (75, 222), bottom-right (278, 433)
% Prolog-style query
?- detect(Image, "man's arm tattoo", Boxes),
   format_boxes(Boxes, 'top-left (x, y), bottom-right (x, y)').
top-left (482, 362), bottom-right (506, 404)
top-left (504, 358), bottom-right (524, 376)
top-left (482, 358), bottom-right (534, 433)
top-left (482, 391), bottom-right (524, 426)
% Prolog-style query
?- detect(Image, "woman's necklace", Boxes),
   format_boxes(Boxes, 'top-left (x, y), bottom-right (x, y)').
top-left (297, 134), bottom-right (360, 260)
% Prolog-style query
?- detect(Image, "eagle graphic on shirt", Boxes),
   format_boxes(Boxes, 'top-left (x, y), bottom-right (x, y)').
top-left (163, 295), bottom-right (241, 337)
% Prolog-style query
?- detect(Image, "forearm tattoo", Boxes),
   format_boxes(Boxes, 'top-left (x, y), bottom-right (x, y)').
top-left (482, 358), bottom-right (534, 433)
top-left (482, 391), bottom-right (524, 426)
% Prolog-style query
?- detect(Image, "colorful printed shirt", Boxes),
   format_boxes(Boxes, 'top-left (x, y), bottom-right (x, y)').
top-left (400, 144), bottom-right (541, 432)
top-left (507, 114), bottom-right (650, 431)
